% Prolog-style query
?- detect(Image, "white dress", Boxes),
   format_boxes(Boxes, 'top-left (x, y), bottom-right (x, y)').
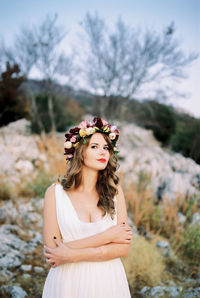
top-left (42, 183), bottom-right (131, 298)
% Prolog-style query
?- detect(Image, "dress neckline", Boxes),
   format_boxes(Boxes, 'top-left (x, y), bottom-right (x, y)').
top-left (57, 184), bottom-right (108, 224)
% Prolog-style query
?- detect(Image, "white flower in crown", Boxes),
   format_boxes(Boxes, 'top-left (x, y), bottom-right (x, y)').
top-left (64, 141), bottom-right (72, 149)
top-left (109, 132), bottom-right (116, 140)
top-left (86, 127), bottom-right (95, 135)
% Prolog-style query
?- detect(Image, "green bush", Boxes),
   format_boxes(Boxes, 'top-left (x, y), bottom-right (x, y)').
top-left (0, 62), bottom-right (30, 127)
top-left (170, 117), bottom-right (200, 164)
top-left (181, 224), bottom-right (200, 264)
top-left (31, 94), bottom-right (83, 134)
top-left (23, 170), bottom-right (55, 198)
top-left (142, 100), bottom-right (176, 145)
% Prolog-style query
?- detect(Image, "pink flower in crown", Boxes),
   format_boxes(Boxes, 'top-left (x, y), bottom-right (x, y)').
top-left (78, 120), bottom-right (90, 130)
top-left (102, 119), bottom-right (108, 126)
top-left (70, 136), bottom-right (77, 143)
top-left (110, 125), bottom-right (117, 132)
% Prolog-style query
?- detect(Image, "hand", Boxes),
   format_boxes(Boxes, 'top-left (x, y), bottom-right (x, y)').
top-left (105, 224), bottom-right (133, 244)
top-left (44, 238), bottom-right (73, 268)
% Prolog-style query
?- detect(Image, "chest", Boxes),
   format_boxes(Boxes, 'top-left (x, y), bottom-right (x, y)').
top-left (66, 191), bottom-right (106, 223)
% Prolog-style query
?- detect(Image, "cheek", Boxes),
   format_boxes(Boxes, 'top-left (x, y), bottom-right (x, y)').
top-left (84, 148), bottom-right (96, 162)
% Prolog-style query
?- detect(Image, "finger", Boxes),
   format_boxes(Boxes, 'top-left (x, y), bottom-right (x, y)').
top-left (44, 245), bottom-right (52, 253)
top-left (47, 258), bottom-right (55, 264)
top-left (127, 231), bottom-right (133, 235)
top-left (53, 238), bottom-right (61, 246)
top-left (44, 252), bottom-right (52, 258)
top-left (125, 227), bottom-right (132, 231)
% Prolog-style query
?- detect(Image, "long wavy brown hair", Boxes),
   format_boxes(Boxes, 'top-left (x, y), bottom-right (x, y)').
top-left (58, 132), bottom-right (120, 220)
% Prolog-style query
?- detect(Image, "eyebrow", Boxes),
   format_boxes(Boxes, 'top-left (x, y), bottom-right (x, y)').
top-left (90, 143), bottom-right (109, 146)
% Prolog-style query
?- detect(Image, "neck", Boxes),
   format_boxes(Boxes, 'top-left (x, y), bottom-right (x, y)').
top-left (77, 165), bottom-right (98, 193)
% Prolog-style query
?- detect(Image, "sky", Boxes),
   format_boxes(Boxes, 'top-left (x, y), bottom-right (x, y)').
top-left (1, 0), bottom-right (200, 117)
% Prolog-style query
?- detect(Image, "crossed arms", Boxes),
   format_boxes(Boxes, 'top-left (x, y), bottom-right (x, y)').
top-left (43, 184), bottom-right (132, 267)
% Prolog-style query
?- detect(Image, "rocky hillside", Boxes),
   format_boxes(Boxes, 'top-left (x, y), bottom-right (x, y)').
top-left (0, 117), bottom-right (200, 297)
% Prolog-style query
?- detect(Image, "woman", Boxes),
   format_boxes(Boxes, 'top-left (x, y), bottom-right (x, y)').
top-left (42, 116), bottom-right (132, 298)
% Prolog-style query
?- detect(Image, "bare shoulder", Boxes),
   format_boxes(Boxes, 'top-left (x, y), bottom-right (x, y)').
top-left (44, 183), bottom-right (57, 202)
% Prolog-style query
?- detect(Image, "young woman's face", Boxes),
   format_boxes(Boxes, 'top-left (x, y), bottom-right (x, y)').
top-left (83, 133), bottom-right (110, 171)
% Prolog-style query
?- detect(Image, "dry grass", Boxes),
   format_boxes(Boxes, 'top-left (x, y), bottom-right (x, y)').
top-left (120, 170), bottom-right (198, 236)
top-left (0, 181), bottom-right (13, 202)
top-left (36, 132), bottom-right (66, 178)
top-left (119, 169), bottom-right (199, 266)
top-left (122, 236), bottom-right (168, 294)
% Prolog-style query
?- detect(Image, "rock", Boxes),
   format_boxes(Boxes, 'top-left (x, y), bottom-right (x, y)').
top-left (0, 152), bottom-right (15, 175)
top-left (151, 286), bottom-right (165, 297)
top-left (22, 273), bottom-right (31, 279)
top-left (0, 201), bottom-right (18, 224)
top-left (33, 266), bottom-right (44, 273)
top-left (0, 250), bottom-right (22, 269)
top-left (156, 241), bottom-right (171, 257)
top-left (0, 269), bottom-right (14, 283)
top-left (177, 212), bottom-right (186, 225)
top-left (118, 122), bottom-right (200, 204)
top-left (183, 287), bottom-right (200, 298)
top-left (140, 286), bottom-right (151, 297)
top-left (190, 212), bottom-right (200, 227)
top-left (0, 224), bottom-right (40, 270)
top-left (0, 118), bottom-right (46, 181)
top-left (140, 285), bottom-right (183, 297)
top-left (15, 160), bottom-right (34, 174)
top-left (21, 264), bottom-right (32, 272)
top-left (0, 285), bottom-right (27, 298)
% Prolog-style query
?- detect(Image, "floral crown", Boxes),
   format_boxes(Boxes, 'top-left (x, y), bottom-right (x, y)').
top-left (63, 116), bottom-right (120, 160)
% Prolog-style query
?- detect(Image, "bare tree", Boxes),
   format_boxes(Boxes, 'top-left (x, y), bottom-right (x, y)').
top-left (1, 14), bottom-right (76, 135)
top-left (80, 13), bottom-right (198, 119)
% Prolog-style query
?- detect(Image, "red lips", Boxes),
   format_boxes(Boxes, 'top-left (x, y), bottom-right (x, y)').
top-left (97, 159), bottom-right (106, 163)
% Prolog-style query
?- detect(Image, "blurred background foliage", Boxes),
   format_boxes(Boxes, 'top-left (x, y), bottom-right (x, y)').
top-left (0, 13), bottom-right (199, 163)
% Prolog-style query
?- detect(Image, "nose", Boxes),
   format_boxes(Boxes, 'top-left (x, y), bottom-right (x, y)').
top-left (98, 147), bottom-right (106, 155)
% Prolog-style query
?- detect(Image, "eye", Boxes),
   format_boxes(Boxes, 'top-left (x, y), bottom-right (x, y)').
top-left (91, 145), bottom-right (97, 149)
top-left (104, 147), bottom-right (109, 150)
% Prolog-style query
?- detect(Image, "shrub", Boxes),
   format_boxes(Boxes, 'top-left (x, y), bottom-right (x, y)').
top-left (0, 62), bottom-right (30, 127)
top-left (20, 169), bottom-right (55, 198)
top-left (170, 117), bottom-right (200, 164)
top-left (0, 182), bottom-right (13, 201)
top-left (122, 236), bottom-right (166, 294)
top-left (180, 223), bottom-right (200, 264)
top-left (141, 100), bottom-right (176, 145)
top-left (31, 94), bottom-right (84, 134)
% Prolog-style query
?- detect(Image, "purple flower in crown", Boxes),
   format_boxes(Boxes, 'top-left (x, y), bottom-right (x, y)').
top-left (64, 147), bottom-right (75, 154)
top-left (69, 127), bottom-right (80, 134)
top-left (64, 133), bottom-right (71, 140)
top-left (93, 117), bottom-right (103, 128)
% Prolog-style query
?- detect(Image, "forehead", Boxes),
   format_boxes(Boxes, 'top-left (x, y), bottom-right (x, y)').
top-left (89, 133), bottom-right (108, 145)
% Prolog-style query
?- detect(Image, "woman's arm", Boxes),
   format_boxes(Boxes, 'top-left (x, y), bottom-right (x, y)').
top-left (64, 224), bottom-right (132, 249)
top-left (64, 231), bottom-right (110, 249)
top-left (45, 240), bottom-right (130, 266)
top-left (43, 184), bottom-right (63, 248)
top-left (64, 183), bottom-right (131, 250)
top-left (44, 184), bottom-right (132, 266)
